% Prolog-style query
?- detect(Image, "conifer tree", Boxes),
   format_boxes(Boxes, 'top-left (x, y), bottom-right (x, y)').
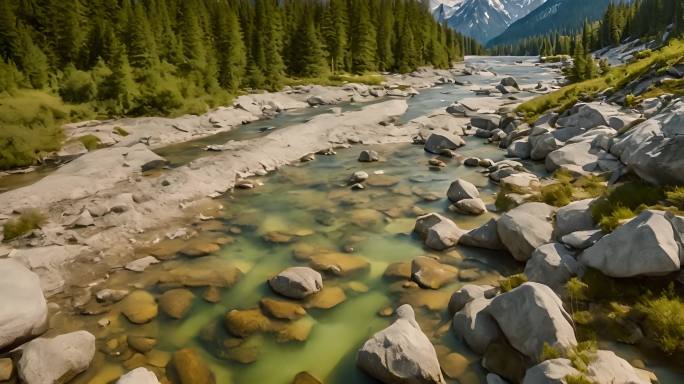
top-left (215, 3), bottom-right (246, 91)
top-left (321, 0), bottom-right (349, 73)
top-left (0, 0), bottom-right (19, 61)
top-left (350, 0), bottom-right (376, 73)
top-left (290, 14), bottom-right (327, 78)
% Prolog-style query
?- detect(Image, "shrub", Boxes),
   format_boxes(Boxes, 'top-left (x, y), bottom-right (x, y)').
top-left (499, 273), bottom-right (527, 293)
top-left (540, 182), bottom-right (573, 207)
top-left (666, 186), bottom-right (684, 210)
top-left (635, 289), bottom-right (684, 354)
top-left (77, 135), bottom-right (101, 151)
top-left (3, 209), bottom-right (46, 241)
top-left (59, 67), bottom-right (96, 103)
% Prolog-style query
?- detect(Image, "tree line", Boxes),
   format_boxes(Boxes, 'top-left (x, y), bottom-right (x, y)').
top-left (0, 0), bottom-right (483, 117)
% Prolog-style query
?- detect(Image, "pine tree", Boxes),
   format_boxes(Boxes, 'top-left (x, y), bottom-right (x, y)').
top-left (572, 38), bottom-right (587, 81)
top-left (290, 14), bottom-right (327, 78)
top-left (215, 3), bottom-right (246, 91)
top-left (0, 0), bottom-right (19, 61)
top-left (376, 0), bottom-right (394, 72)
top-left (350, 0), bottom-right (376, 73)
top-left (321, 0), bottom-right (348, 73)
top-left (127, 1), bottom-right (158, 68)
top-left (16, 24), bottom-right (48, 88)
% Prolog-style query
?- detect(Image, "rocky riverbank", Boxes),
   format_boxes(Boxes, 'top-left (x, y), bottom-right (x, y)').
top-left (5, 56), bottom-right (680, 384)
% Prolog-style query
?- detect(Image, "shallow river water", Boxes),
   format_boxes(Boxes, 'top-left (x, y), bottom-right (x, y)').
top-left (33, 58), bottom-right (684, 383)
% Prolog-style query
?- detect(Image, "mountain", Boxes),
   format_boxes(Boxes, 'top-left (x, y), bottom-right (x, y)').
top-left (487, 0), bottom-right (628, 47)
top-left (431, 0), bottom-right (547, 44)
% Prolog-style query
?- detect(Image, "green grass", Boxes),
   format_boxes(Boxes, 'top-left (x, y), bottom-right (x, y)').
top-left (284, 73), bottom-right (384, 87)
top-left (533, 170), bottom-right (607, 207)
top-left (113, 126), bottom-right (129, 136)
top-left (565, 374), bottom-right (596, 384)
top-left (3, 209), bottom-right (46, 241)
top-left (666, 186), bottom-right (684, 210)
top-left (518, 39), bottom-right (684, 121)
top-left (635, 288), bottom-right (684, 354)
top-left (590, 180), bottom-right (665, 231)
top-left (499, 273), bottom-right (528, 293)
top-left (77, 135), bottom-right (101, 151)
top-left (597, 205), bottom-right (636, 232)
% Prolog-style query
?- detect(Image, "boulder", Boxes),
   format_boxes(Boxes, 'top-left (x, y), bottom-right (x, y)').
top-left (497, 203), bottom-right (556, 262)
top-left (411, 257), bottom-right (459, 289)
top-left (17, 331), bottom-right (96, 384)
top-left (357, 305), bottom-right (446, 384)
top-left (121, 290), bottom-right (158, 324)
top-left (524, 243), bottom-right (581, 292)
top-left (471, 115), bottom-right (501, 131)
top-left (446, 179), bottom-right (480, 203)
top-left (580, 210), bottom-right (681, 277)
top-left (159, 288), bottom-right (195, 319)
top-left (450, 198), bottom-right (487, 216)
top-left (173, 348), bottom-right (215, 384)
top-left (448, 284), bottom-right (497, 314)
top-left (555, 199), bottom-right (595, 238)
top-left (452, 298), bottom-right (501, 354)
top-left (500, 76), bottom-right (520, 90)
top-left (523, 350), bottom-right (649, 384)
top-left (269, 267), bottom-right (323, 299)
top-left (560, 230), bottom-right (605, 250)
top-left (545, 142), bottom-right (601, 172)
top-left (488, 283), bottom-right (577, 361)
top-left (359, 150), bottom-right (380, 162)
top-left (414, 213), bottom-right (464, 251)
top-left (424, 133), bottom-right (466, 154)
top-left (117, 368), bottom-right (161, 384)
top-left (0, 260), bottom-right (48, 351)
top-left (530, 134), bottom-right (560, 161)
top-left (522, 358), bottom-right (580, 384)
top-left (555, 103), bottom-right (619, 130)
top-left (507, 139), bottom-right (531, 159)
top-left (459, 219), bottom-right (505, 251)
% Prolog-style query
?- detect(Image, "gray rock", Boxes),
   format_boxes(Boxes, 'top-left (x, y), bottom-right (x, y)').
top-left (446, 179), bottom-right (480, 203)
top-left (489, 282), bottom-right (577, 362)
top-left (357, 304), bottom-right (446, 384)
top-left (585, 350), bottom-right (649, 384)
top-left (561, 230), bottom-right (605, 250)
top-left (463, 157), bottom-right (480, 167)
top-left (448, 284), bottom-right (497, 314)
top-left (450, 198), bottom-right (487, 216)
top-left (269, 267), bottom-right (323, 299)
top-left (414, 213), bottom-right (464, 251)
top-left (68, 210), bottom-right (94, 228)
top-left (507, 139), bottom-right (531, 159)
top-left (459, 219), bottom-right (505, 251)
top-left (500, 76), bottom-right (520, 90)
top-left (452, 297), bottom-right (501, 354)
top-left (117, 368), bottom-right (161, 384)
top-left (0, 259), bottom-right (48, 350)
top-left (524, 243), bottom-right (581, 292)
top-left (411, 257), bottom-right (459, 289)
top-left (530, 134), bottom-right (560, 161)
top-left (125, 256), bottom-right (160, 272)
top-left (476, 128), bottom-right (494, 138)
top-left (522, 358), bottom-right (580, 384)
top-left (487, 373), bottom-right (510, 384)
top-left (359, 150), bottom-right (380, 162)
top-left (471, 115), bottom-right (501, 131)
top-left (17, 331), bottom-right (96, 384)
top-left (424, 133), bottom-right (466, 154)
top-left (545, 141), bottom-right (602, 172)
top-left (555, 199), bottom-right (595, 238)
top-left (580, 210), bottom-right (681, 277)
top-left (497, 203), bottom-right (556, 262)
top-left (350, 171), bottom-right (369, 183)
top-left (556, 103), bottom-right (619, 130)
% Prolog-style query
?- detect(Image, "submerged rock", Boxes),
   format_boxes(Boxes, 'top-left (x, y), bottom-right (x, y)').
top-left (159, 289), bottom-right (195, 320)
top-left (488, 283), bottom-right (577, 361)
top-left (121, 290), bottom-right (158, 324)
top-left (269, 267), bottom-right (323, 299)
top-left (497, 202), bottom-right (556, 262)
top-left (173, 348), bottom-right (215, 384)
top-left (357, 305), bottom-right (446, 384)
top-left (260, 298), bottom-right (307, 320)
top-left (160, 257), bottom-right (242, 288)
top-left (411, 256), bottom-right (459, 289)
top-left (359, 150), bottom-right (380, 162)
top-left (0, 259), bottom-right (48, 350)
top-left (116, 368), bottom-right (160, 384)
top-left (17, 331), bottom-right (96, 384)
top-left (580, 210), bottom-right (681, 277)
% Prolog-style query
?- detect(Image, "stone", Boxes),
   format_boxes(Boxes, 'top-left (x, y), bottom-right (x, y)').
top-left (464, 157), bottom-right (480, 167)
top-left (500, 76), bottom-right (520, 90)
top-left (447, 179), bottom-right (480, 203)
top-left (68, 210), bottom-right (94, 228)
top-left (471, 115), bottom-right (501, 131)
top-left (159, 289), bottom-right (195, 319)
top-left (293, 371), bottom-right (322, 384)
top-left (127, 335), bottom-right (157, 353)
top-left (95, 288), bottom-right (129, 304)
top-left (424, 133), bottom-right (466, 154)
top-left (357, 305), bottom-right (446, 384)
top-left (411, 257), bottom-right (459, 289)
top-left (260, 298), bottom-right (306, 320)
top-left (522, 358), bottom-right (580, 384)
top-left (452, 297), bottom-right (501, 354)
top-left (523, 350), bottom-right (649, 384)
top-left (0, 259), bottom-right (48, 350)
top-left (414, 213), bottom-right (465, 251)
top-left (0, 358), bottom-right (12, 381)
top-left (304, 287), bottom-right (347, 309)
top-left (448, 284), bottom-right (497, 314)
top-left (524, 243), bottom-right (581, 292)
top-left (116, 368), bottom-right (160, 384)
top-left (17, 331), bottom-right (96, 384)
top-left (350, 171), bottom-right (369, 183)
top-left (173, 348), bottom-right (215, 384)
top-left (180, 242), bottom-right (220, 257)
top-left (359, 150), bottom-right (380, 162)
top-left (459, 219), bottom-right (505, 251)
top-left (545, 141), bottom-right (600, 172)
top-left (383, 262), bottom-right (412, 280)
top-left (555, 199), bottom-right (595, 238)
top-left (125, 256), bottom-right (160, 272)
top-left (300, 252), bottom-right (370, 276)
top-left (269, 267), bottom-right (323, 299)
top-left (507, 139), bottom-right (531, 159)
top-left (489, 283), bottom-right (577, 361)
top-left (482, 339), bottom-right (529, 383)
top-left (438, 352), bottom-right (469, 379)
top-left (580, 210), bottom-right (681, 277)
top-left (530, 134), bottom-right (560, 161)
top-left (560, 229), bottom-right (605, 250)
top-left (203, 286), bottom-right (221, 303)
top-left (450, 198), bottom-right (487, 216)
top-left (497, 203), bottom-right (556, 262)
top-left (160, 256), bottom-right (242, 288)
top-left (121, 290), bottom-right (158, 324)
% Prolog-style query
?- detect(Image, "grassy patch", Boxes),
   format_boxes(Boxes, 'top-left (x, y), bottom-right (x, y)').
top-left (284, 73), bottom-right (384, 87)
top-left (77, 135), bottom-right (101, 151)
top-left (3, 209), bottom-right (46, 241)
top-left (518, 39), bottom-right (684, 120)
top-left (666, 186), bottom-right (684, 210)
top-left (590, 180), bottom-right (665, 231)
top-left (635, 288), bottom-right (684, 354)
top-left (533, 170), bottom-right (607, 207)
top-left (499, 273), bottom-right (528, 293)
top-left (113, 126), bottom-right (129, 137)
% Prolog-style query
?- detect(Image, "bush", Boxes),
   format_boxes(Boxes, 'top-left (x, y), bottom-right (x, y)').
top-left (666, 186), bottom-right (684, 210)
top-left (635, 289), bottom-right (684, 354)
top-left (77, 135), bottom-right (101, 151)
top-left (59, 67), bottom-right (96, 103)
top-left (3, 209), bottom-right (46, 241)
top-left (499, 273), bottom-right (528, 293)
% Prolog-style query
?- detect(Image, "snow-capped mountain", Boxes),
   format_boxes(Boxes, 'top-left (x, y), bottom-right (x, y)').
top-left (430, 0), bottom-right (547, 44)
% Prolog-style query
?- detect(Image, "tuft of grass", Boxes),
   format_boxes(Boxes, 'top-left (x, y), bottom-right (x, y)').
top-left (591, 181), bottom-right (665, 231)
top-left (533, 172), bottom-right (606, 208)
top-left (77, 134), bottom-right (101, 151)
top-left (541, 343), bottom-right (562, 360)
top-left (499, 273), bottom-right (528, 293)
top-left (633, 49), bottom-right (652, 60)
top-left (518, 39), bottom-right (684, 120)
top-left (565, 374), bottom-right (596, 384)
top-left (113, 126), bottom-right (129, 137)
top-left (495, 190), bottom-right (518, 211)
top-left (3, 209), bottom-right (46, 241)
top-left (284, 73), bottom-right (384, 87)
top-left (635, 288), bottom-right (684, 354)
top-left (666, 186), bottom-right (684, 210)
top-left (540, 182), bottom-right (574, 207)
top-left (597, 205), bottom-right (635, 232)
